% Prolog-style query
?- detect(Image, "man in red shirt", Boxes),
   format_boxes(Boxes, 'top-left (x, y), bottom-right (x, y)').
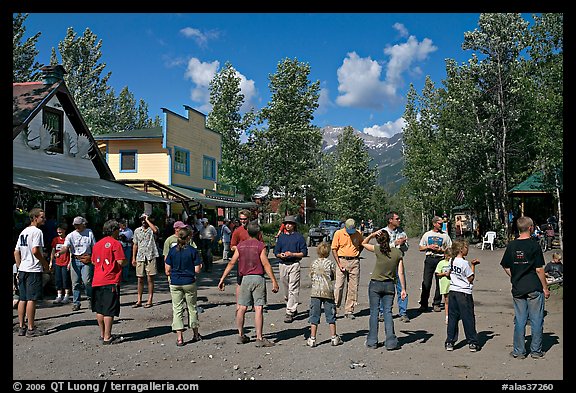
top-left (90, 219), bottom-right (127, 345)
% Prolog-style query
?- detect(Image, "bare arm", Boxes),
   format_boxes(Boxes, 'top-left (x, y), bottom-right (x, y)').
top-left (14, 250), bottom-right (22, 269)
top-left (361, 230), bottom-right (381, 253)
top-left (33, 246), bottom-right (49, 272)
top-left (260, 248), bottom-right (279, 293)
top-left (218, 249), bottom-right (240, 290)
top-left (398, 259), bottom-right (407, 299)
top-left (536, 267), bottom-right (550, 299)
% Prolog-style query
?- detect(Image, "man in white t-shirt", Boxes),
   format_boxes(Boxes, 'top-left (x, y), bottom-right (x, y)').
top-left (59, 216), bottom-right (97, 311)
top-left (14, 208), bottom-right (50, 337)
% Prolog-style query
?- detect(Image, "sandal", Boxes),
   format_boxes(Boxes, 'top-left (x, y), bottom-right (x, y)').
top-left (191, 334), bottom-right (202, 343)
top-left (143, 303), bottom-right (153, 308)
top-left (176, 338), bottom-right (185, 347)
top-left (102, 334), bottom-right (123, 345)
top-left (132, 303), bottom-right (142, 308)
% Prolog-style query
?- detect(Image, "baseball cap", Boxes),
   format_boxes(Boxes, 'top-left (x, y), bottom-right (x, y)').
top-left (345, 218), bottom-right (356, 234)
top-left (73, 216), bottom-right (87, 225)
top-left (173, 220), bottom-right (187, 229)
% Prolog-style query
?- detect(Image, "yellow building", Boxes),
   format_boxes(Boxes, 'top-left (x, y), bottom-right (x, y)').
top-left (94, 105), bottom-right (255, 222)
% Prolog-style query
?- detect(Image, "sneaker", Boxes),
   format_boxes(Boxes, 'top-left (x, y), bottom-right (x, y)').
top-left (236, 335), bottom-right (250, 344)
top-left (26, 328), bottom-right (45, 337)
top-left (53, 296), bottom-right (63, 304)
top-left (345, 313), bottom-right (356, 320)
top-left (72, 303), bottom-right (80, 311)
top-left (445, 342), bottom-right (454, 351)
top-left (530, 351), bottom-right (545, 359)
top-left (306, 337), bottom-right (316, 347)
top-left (510, 351), bottom-right (526, 359)
top-left (331, 335), bottom-right (343, 346)
top-left (61, 296), bottom-right (70, 304)
top-left (399, 315), bottom-right (410, 323)
top-left (255, 338), bottom-right (275, 347)
top-left (378, 314), bottom-right (385, 322)
top-left (433, 305), bottom-right (442, 312)
top-left (18, 326), bottom-right (27, 336)
top-left (284, 314), bottom-right (294, 323)
top-left (469, 343), bottom-right (479, 352)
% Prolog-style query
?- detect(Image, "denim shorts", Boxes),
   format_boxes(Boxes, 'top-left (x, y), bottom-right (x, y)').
top-left (238, 275), bottom-right (266, 307)
top-left (18, 271), bottom-right (43, 301)
top-left (309, 297), bottom-right (336, 325)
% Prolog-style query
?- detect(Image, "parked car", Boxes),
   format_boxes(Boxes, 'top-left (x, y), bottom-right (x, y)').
top-left (308, 219), bottom-right (341, 246)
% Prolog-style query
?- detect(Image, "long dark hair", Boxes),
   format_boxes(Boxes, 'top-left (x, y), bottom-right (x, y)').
top-left (377, 230), bottom-right (392, 257)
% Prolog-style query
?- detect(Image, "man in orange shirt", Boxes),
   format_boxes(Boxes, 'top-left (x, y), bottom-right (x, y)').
top-left (331, 218), bottom-right (364, 319)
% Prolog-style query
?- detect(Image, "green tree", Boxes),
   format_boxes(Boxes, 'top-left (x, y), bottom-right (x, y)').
top-left (462, 13), bottom-right (531, 233)
top-left (327, 126), bottom-right (377, 221)
top-left (56, 27), bottom-right (115, 135)
top-left (207, 62), bottom-right (256, 197)
top-left (254, 58), bottom-right (323, 215)
top-left (13, 13), bottom-right (41, 82)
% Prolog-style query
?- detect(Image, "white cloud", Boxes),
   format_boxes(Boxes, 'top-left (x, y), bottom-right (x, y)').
top-left (393, 22), bottom-right (409, 38)
top-left (363, 117), bottom-right (406, 138)
top-left (236, 71), bottom-right (258, 113)
top-left (335, 26), bottom-right (437, 110)
top-left (180, 27), bottom-right (220, 48)
top-left (317, 87), bottom-right (334, 114)
top-left (184, 58), bottom-right (258, 114)
top-left (336, 52), bottom-right (396, 110)
top-left (383, 35), bottom-right (437, 87)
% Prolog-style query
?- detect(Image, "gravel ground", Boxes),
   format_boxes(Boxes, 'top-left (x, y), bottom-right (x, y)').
top-left (13, 239), bottom-right (564, 385)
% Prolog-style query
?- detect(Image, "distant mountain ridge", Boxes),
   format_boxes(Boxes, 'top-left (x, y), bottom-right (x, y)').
top-left (321, 126), bottom-right (405, 195)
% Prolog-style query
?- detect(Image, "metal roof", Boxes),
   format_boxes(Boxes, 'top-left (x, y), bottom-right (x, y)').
top-left (14, 167), bottom-right (170, 203)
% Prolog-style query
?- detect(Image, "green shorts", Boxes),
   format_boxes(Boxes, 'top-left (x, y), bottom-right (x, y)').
top-left (238, 275), bottom-right (267, 307)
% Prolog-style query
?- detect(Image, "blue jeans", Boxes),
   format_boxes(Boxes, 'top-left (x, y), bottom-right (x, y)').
top-left (53, 264), bottom-right (71, 291)
top-left (70, 258), bottom-right (93, 305)
top-left (122, 245), bottom-right (132, 281)
top-left (513, 291), bottom-right (545, 356)
top-left (367, 280), bottom-right (398, 349)
top-left (379, 274), bottom-right (407, 316)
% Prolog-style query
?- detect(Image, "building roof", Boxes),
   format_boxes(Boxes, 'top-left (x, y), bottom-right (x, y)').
top-left (12, 82), bottom-right (56, 129)
top-left (12, 77), bottom-right (114, 180)
top-left (508, 171), bottom-right (563, 195)
top-left (93, 127), bottom-right (163, 140)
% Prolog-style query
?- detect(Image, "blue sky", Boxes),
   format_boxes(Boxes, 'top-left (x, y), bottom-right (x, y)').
top-left (22, 13), bottom-right (524, 138)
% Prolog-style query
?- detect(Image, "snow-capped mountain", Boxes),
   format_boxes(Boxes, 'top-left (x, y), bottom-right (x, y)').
top-left (321, 126), bottom-right (405, 194)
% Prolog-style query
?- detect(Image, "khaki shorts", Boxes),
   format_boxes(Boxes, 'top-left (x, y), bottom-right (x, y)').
top-left (135, 258), bottom-right (158, 277)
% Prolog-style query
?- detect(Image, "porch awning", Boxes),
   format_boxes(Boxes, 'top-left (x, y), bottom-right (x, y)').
top-left (13, 167), bottom-right (170, 203)
top-left (168, 185), bottom-right (257, 208)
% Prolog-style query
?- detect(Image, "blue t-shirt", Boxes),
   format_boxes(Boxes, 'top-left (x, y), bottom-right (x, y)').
top-left (165, 245), bottom-right (202, 285)
top-left (274, 232), bottom-right (308, 262)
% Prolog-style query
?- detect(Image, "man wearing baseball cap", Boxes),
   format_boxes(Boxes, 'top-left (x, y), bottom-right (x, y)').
top-left (331, 218), bottom-right (364, 319)
top-left (273, 215), bottom-right (308, 323)
top-left (163, 220), bottom-right (197, 266)
top-left (58, 216), bottom-right (97, 311)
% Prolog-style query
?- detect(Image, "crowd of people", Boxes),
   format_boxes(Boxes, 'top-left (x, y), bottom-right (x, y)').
top-left (13, 207), bottom-right (556, 358)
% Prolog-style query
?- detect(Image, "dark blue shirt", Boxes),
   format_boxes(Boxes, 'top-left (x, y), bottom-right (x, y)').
top-left (274, 232), bottom-right (308, 263)
top-left (165, 245), bottom-right (202, 285)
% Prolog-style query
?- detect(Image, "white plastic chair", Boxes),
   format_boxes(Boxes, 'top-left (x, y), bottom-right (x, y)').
top-left (481, 231), bottom-right (497, 250)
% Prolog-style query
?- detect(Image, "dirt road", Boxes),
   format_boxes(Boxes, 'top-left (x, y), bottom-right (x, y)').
top-left (13, 239), bottom-right (563, 384)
